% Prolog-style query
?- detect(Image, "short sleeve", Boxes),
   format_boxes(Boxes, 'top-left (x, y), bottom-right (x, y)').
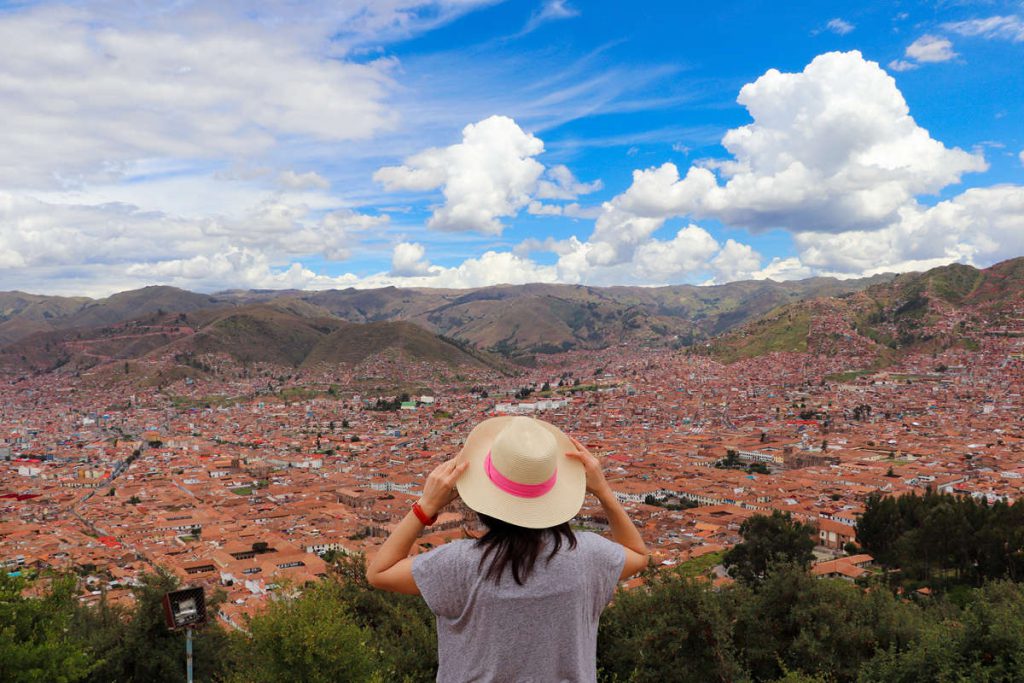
top-left (412, 541), bottom-right (470, 619)
top-left (579, 532), bottom-right (626, 618)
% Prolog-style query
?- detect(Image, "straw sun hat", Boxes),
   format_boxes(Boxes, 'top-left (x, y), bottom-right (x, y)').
top-left (455, 415), bottom-right (586, 529)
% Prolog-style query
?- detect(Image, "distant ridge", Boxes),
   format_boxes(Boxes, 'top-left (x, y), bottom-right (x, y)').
top-left (302, 320), bottom-right (499, 369)
top-left (0, 273), bottom-right (895, 362)
top-left (0, 285), bottom-right (223, 346)
top-left (0, 303), bottom-right (501, 376)
top-left (705, 256), bottom-right (1024, 365)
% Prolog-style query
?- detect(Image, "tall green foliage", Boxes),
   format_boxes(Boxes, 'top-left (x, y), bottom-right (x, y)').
top-left (329, 554), bottom-right (438, 682)
top-left (732, 564), bottom-right (922, 681)
top-left (0, 573), bottom-right (95, 683)
top-left (596, 563), bottom-right (929, 683)
top-left (71, 569), bottom-right (233, 682)
top-left (858, 490), bottom-right (1024, 588)
top-left (859, 581), bottom-right (1024, 682)
top-left (7, 549), bottom-right (1024, 682)
top-left (723, 511), bottom-right (816, 584)
top-left (597, 569), bottom-right (746, 682)
top-left (227, 580), bottom-right (378, 683)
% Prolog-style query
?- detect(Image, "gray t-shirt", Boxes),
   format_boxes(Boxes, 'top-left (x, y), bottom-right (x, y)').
top-left (412, 531), bottom-right (626, 683)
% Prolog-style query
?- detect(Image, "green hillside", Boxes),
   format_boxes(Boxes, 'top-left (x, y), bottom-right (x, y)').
top-left (708, 257), bottom-right (1024, 365)
top-left (707, 307), bottom-right (812, 363)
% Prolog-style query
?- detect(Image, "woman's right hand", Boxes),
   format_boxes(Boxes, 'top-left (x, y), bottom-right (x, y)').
top-left (565, 437), bottom-right (611, 497)
top-left (419, 458), bottom-right (468, 518)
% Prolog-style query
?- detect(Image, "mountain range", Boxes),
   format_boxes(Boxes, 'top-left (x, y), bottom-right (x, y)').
top-left (0, 274), bottom-right (892, 371)
top-left (1, 259), bottom-right (1020, 378)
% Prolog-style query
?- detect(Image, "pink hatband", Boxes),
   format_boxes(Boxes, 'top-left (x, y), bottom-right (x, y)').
top-left (484, 450), bottom-right (557, 499)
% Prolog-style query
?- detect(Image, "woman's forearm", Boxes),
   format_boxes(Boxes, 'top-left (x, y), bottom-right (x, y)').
top-left (366, 509), bottom-right (424, 581)
top-left (366, 459), bottom-right (468, 589)
top-left (595, 485), bottom-right (647, 556)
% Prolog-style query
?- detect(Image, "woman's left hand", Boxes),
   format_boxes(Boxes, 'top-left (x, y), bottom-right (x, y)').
top-left (565, 437), bottom-right (611, 497)
top-left (419, 458), bottom-right (469, 517)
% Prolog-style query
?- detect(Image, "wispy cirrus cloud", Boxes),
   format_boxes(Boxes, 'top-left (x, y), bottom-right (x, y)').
top-left (906, 34), bottom-right (958, 62)
top-left (517, 0), bottom-right (579, 37)
top-left (944, 15), bottom-right (1024, 43)
top-left (826, 18), bottom-right (855, 35)
top-left (0, 5), bottom-right (398, 190)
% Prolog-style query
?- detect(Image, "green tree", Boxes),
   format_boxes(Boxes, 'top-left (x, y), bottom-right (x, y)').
top-left (858, 491), bottom-right (1024, 590)
top-left (330, 555), bottom-right (437, 681)
top-left (735, 564), bottom-right (922, 681)
top-left (228, 580), bottom-right (378, 683)
top-left (860, 581), bottom-right (1024, 682)
top-left (723, 511), bottom-right (816, 584)
top-left (856, 493), bottom-right (904, 566)
top-left (598, 569), bottom-right (745, 682)
top-left (0, 573), bottom-right (95, 683)
top-left (73, 570), bottom-right (232, 683)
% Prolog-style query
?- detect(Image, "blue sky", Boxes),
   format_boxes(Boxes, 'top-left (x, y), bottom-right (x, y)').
top-left (0, 0), bottom-right (1022, 295)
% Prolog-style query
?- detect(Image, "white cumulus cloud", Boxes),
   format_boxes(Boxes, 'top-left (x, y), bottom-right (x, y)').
top-left (0, 191), bottom-right (386, 292)
top-left (374, 115), bottom-right (545, 235)
top-left (630, 226), bottom-right (722, 282)
top-left (587, 51), bottom-right (985, 243)
top-left (390, 242), bottom-right (433, 276)
top-left (535, 165), bottom-right (603, 200)
top-left (887, 59), bottom-right (919, 72)
top-left (710, 239), bottom-right (764, 282)
top-left (794, 185), bottom-right (1024, 276)
top-left (534, 49), bottom-right (1016, 286)
top-left (278, 170), bottom-right (330, 190)
top-left (550, 226), bottom-right (769, 287)
top-left (526, 201), bottom-right (601, 219)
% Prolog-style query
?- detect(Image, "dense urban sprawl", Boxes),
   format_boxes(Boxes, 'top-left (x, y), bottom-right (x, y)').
top-left (3, 325), bottom-right (1023, 627)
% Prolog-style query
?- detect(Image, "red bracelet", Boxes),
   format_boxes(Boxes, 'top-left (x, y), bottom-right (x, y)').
top-left (412, 501), bottom-right (438, 526)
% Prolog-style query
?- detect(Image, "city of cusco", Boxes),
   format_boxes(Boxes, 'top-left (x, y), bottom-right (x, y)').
top-left (3, 2), bottom-right (1024, 682)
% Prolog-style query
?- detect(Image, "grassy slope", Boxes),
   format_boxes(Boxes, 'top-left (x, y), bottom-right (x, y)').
top-left (708, 257), bottom-right (1024, 366)
top-left (710, 307), bottom-right (812, 363)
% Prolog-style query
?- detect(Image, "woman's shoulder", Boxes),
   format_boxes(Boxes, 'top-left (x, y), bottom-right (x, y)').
top-left (414, 538), bottom-right (479, 567)
top-left (573, 531), bottom-right (625, 561)
top-left (574, 530), bottom-right (616, 548)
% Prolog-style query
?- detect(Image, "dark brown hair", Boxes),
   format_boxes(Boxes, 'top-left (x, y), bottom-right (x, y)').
top-left (475, 513), bottom-right (577, 585)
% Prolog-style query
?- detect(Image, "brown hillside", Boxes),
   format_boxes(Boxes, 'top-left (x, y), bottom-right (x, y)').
top-left (302, 320), bottom-right (498, 369)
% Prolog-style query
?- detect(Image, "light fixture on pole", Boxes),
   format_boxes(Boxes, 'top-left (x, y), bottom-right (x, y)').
top-left (162, 586), bottom-right (207, 683)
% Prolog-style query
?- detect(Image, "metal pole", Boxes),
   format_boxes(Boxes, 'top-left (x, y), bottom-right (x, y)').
top-left (186, 627), bottom-right (193, 683)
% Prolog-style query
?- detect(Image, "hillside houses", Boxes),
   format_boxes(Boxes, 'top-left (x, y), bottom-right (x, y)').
top-left (2, 332), bottom-right (1023, 628)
